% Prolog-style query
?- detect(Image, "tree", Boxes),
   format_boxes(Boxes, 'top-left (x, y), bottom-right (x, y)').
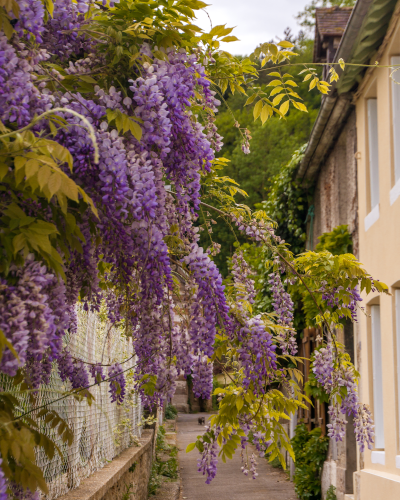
top-left (200, 37), bottom-right (320, 275)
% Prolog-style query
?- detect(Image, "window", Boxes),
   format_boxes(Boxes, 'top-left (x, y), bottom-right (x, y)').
top-left (367, 98), bottom-right (380, 210)
top-left (371, 305), bottom-right (385, 449)
top-left (392, 56), bottom-right (400, 184)
top-left (396, 290), bottom-right (400, 449)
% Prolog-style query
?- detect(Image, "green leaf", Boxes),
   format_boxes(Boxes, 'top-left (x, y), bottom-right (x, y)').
top-left (253, 100), bottom-right (263, 120)
top-left (129, 120), bottom-right (142, 141)
top-left (14, 157), bottom-right (27, 172)
top-left (245, 94), bottom-right (257, 106)
top-left (221, 36), bottom-right (239, 42)
top-left (235, 395), bottom-right (244, 411)
top-left (277, 40), bottom-right (294, 48)
top-left (279, 100), bottom-right (290, 116)
top-left (0, 163), bottom-right (9, 181)
top-left (267, 79), bottom-right (282, 87)
top-left (48, 173), bottom-right (62, 198)
top-left (186, 442), bottom-right (196, 453)
top-left (292, 101), bottom-right (308, 112)
top-left (210, 24), bottom-right (227, 36)
top-left (25, 159), bottom-right (39, 179)
top-left (12, 233), bottom-right (27, 255)
top-left (272, 94), bottom-right (285, 106)
top-left (270, 86), bottom-right (283, 96)
top-left (0, 328), bottom-right (19, 362)
top-left (261, 105), bottom-right (270, 124)
top-left (80, 75), bottom-right (97, 84)
top-left (37, 165), bottom-right (52, 190)
top-left (61, 176), bottom-right (79, 202)
top-left (309, 77), bottom-right (318, 91)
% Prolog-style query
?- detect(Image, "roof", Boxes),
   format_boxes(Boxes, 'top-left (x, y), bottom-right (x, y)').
top-left (297, 0), bottom-right (400, 182)
top-left (315, 7), bottom-right (353, 37)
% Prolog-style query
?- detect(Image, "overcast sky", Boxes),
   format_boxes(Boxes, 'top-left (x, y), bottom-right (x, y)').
top-left (195, 0), bottom-right (312, 56)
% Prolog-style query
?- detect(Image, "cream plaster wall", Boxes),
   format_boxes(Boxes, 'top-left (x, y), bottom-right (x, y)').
top-left (355, 16), bottom-right (400, 499)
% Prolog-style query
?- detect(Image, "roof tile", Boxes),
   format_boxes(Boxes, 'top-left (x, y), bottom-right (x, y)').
top-left (315, 6), bottom-right (353, 37)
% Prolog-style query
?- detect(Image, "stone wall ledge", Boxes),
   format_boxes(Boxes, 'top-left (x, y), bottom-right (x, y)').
top-left (58, 430), bottom-right (154, 500)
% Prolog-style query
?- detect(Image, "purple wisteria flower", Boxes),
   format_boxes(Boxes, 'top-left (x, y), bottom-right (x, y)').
top-left (108, 363), bottom-right (126, 404)
top-left (197, 427), bottom-right (220, 484)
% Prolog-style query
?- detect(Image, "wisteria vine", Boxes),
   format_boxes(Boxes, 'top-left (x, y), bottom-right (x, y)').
top-left (0, 0), bottom-right (389, 496)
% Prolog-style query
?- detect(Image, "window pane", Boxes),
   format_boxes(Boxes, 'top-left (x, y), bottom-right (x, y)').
top-left (371, 305), bottom-right (385, 448)
top-left (392, 56), bottom-right (400, 184)
top-left (368, 99), bottom-right (380, 209)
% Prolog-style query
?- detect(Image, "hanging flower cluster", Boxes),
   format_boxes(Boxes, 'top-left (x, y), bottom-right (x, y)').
top-left (0, 0), bottom-right (228, 410)
top-left (312, 342), bottom-right (374, 451)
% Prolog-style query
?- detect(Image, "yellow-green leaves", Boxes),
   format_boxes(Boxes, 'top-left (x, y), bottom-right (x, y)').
top-left (0, 129), bottom-right (95, 276)
top-left (292, 101), bottom-right (308, 112)
top-left (250, 71), bottom-right (307, 123)
top-left (0, 0), bottom-right (19, 38)
top-left (329, 67), bottom-right (339, 83)
top-left (3, 203), bottom-right (66, 277)
top-left (106, 109), bottom-right (142, 141)
top-left (245, 93), bottom-right (257, 106)
top-left (186, 442), bottom-right (196, 453)
top-left (266, 79), bottom-right (282, 87)
top-left (252, 41), bottom-right (298, 67)
top-left (279, 100), bottom-right (290, 116)
top-left (0, 328), bottom-right (19, 362)
top-left (277, 40), bottom-right (295, 49)
top-left (253, 100), bottom-right (263, 120)
top-left (37, 409), bottom-right (74, 446)
top-left (299, 67), bottom-right (331, 95)
top-left (261, 104), bottom-right (272, 124)
top-left (209, 24), bottom-right (234, 37)
top-left (235, 395), bottom-right (244, 411)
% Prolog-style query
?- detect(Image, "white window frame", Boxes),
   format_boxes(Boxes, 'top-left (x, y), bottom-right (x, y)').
top-left (371, 305), bottom-right (385, 449)
top-left (391, 56), bottom-right (400, 187)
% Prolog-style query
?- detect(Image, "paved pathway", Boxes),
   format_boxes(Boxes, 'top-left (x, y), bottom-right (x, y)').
top-left (177, 413), bottom-right (297, 500)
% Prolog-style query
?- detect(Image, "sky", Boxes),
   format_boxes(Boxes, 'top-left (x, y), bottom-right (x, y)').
top-left (195, 0), bottom-right (312, 56)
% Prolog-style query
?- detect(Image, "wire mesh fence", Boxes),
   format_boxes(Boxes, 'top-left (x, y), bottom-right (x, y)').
top-left (2, 305), bottom-right (143, 500)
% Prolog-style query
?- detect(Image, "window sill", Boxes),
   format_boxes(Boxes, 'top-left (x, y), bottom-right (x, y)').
top-left (364, 205), bottom-right (380, 232)
top-left (371, 450), bottom-right (385, 465)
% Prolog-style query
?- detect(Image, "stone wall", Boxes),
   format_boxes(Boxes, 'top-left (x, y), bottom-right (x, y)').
top-left (312, 110), bottom-right (359, 257)
top-left (309, 111), bottom-right (358, 500)
top-left (57, 430), bottom-right (154, 500)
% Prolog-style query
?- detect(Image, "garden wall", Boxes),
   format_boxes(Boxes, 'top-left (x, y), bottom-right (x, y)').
top-left (57, 430), bottom-right (154, 500)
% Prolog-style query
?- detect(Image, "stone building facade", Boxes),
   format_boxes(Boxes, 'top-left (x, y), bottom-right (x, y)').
top-left (297, 0), bottom-right (400, 498)
top-left (310, 111), bottom-right (359, 256)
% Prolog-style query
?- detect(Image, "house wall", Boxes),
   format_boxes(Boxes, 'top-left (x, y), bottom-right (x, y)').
top-left (312, 110), bottom-right (359, 256)
top-left (354, 14), bottom-right (400, 500)
top-left (310, 111), bottom-right (358, 500)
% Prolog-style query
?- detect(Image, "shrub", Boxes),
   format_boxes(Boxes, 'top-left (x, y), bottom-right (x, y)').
top-left (165, 404), bottom-right (178, 420)
top-left (291, 423), bottom-right (329, 500)
top-left (326, 485), bottom-right (337, 500)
